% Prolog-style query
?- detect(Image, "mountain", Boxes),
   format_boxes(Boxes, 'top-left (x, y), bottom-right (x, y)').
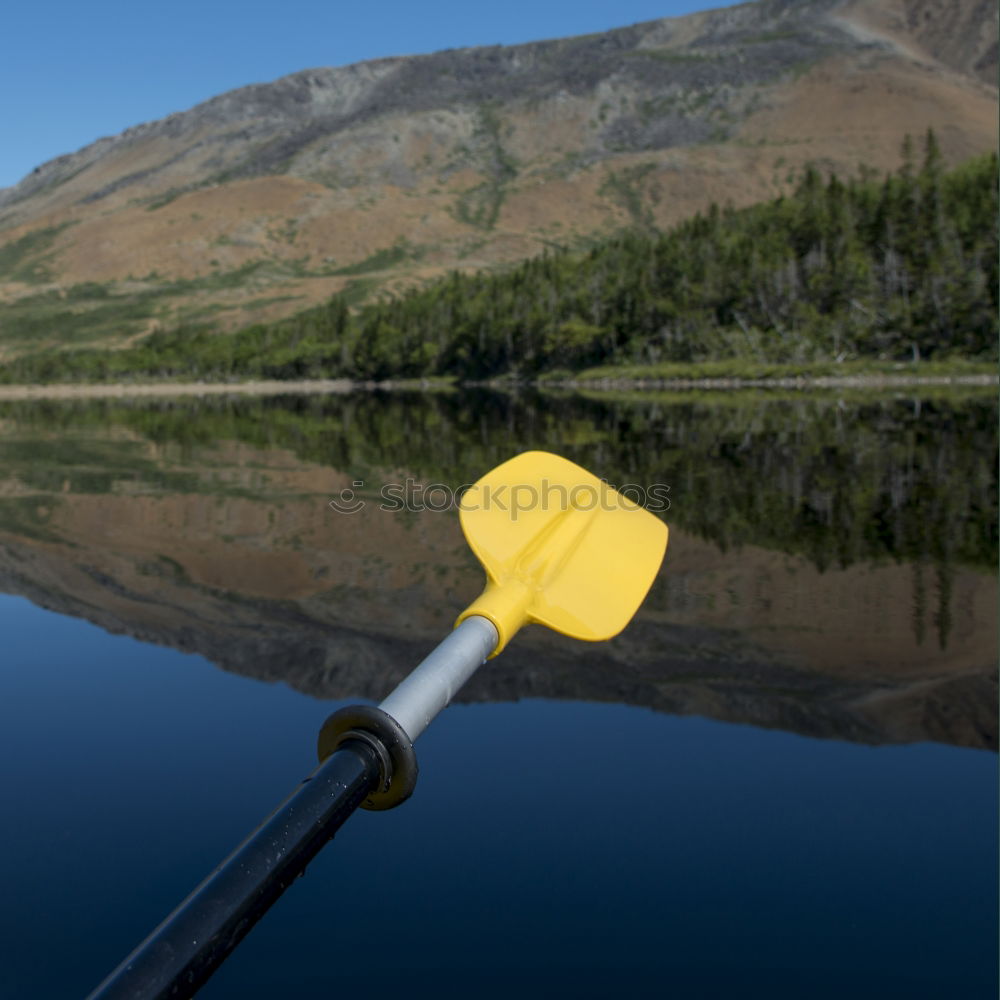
top-left (0, 0), bottom-right (995, 357)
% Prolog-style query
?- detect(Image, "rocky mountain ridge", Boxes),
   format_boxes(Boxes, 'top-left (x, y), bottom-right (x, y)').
top-left (1, 1), bottom-right (854, 210)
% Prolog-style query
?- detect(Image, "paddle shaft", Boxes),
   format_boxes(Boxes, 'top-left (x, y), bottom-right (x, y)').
top-left (379, 616), bottom-right (498, 740)
top-left (86, 740), bottom-right (380, 1000)
top-left (86, 616), bottom-right (499, 1000)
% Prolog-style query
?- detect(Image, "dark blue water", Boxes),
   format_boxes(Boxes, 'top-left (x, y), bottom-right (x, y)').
top-left (0, 594), bottom-right (995, 999)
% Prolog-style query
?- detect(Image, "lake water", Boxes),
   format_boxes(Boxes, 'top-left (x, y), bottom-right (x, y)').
top-left (0, 387), bottom-right (996, 999)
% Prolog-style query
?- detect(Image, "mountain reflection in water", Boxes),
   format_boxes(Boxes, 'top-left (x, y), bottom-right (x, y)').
top-left (0, 387), bottom-right (995, 749)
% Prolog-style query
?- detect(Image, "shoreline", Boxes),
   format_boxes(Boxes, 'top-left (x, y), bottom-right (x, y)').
top-left (535, 373), bottom-right (999, 391)
top-left (0, 378), bottom-right (356, 401)
top-left (0, 372), bottom-right (994, 401)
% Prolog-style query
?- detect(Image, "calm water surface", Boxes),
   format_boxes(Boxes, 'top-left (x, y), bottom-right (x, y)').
top-left (0, 388), bottom-right (995, 998)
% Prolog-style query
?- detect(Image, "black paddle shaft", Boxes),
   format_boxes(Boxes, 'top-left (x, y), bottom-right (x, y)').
top-left (87, 739), bottom-right (381, 1000)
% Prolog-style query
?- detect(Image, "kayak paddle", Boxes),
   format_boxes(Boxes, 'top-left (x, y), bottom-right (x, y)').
top-left (87, 450), bottom-right (668, 999)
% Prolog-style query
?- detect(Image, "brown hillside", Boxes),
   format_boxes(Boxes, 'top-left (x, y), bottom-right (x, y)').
top-left (0, 0), bottom-right (995, 356)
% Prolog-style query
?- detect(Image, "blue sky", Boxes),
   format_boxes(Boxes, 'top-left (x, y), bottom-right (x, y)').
top-left (1, 0), bottom-right (741, 190)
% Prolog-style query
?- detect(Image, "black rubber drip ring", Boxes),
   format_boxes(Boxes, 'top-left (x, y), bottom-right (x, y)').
top-left (317, 705), bottom-right (419, 810)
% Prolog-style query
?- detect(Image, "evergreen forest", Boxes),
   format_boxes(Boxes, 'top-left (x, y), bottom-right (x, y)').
top-left (2, 134), bottom-right (995, 383)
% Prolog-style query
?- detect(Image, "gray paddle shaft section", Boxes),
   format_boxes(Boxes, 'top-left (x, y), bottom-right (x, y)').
top-left (378, 615), bottom-right (499, 742)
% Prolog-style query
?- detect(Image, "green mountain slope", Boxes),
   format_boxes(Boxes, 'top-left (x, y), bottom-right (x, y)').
top-left (5, 140), bottom-right (994, 383)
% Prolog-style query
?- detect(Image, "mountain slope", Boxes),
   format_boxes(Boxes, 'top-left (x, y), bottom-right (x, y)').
top-left (0, 0), bottom-right (995, 356)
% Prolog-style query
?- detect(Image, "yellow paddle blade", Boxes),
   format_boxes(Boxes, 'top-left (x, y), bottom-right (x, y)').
top-left (456, 450), bottom-right (668, 654)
